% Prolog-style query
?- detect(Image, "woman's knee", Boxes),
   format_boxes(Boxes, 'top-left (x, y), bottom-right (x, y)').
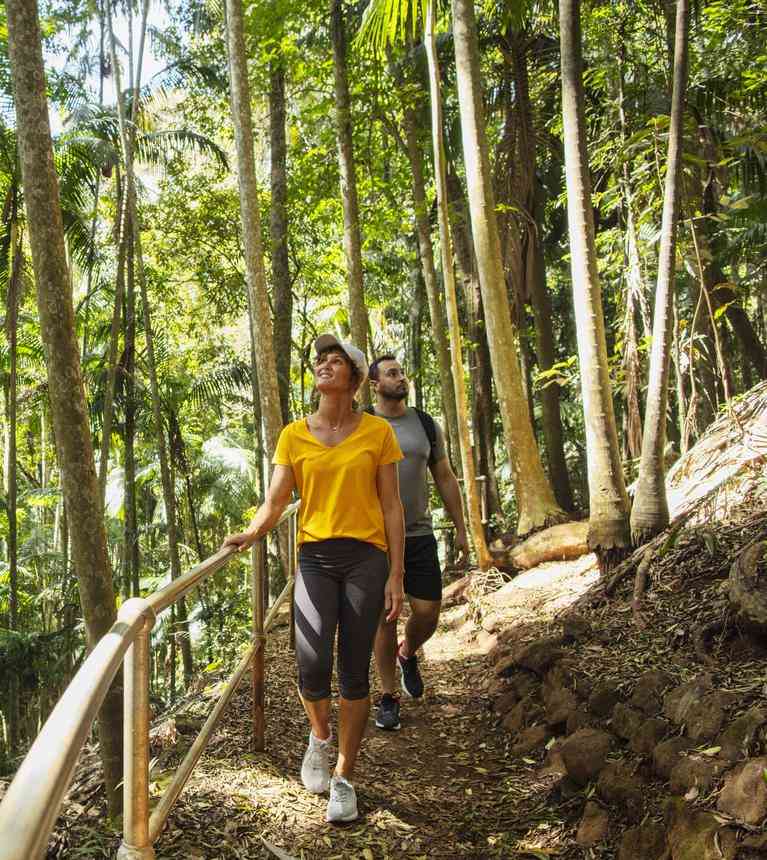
top-left (337, 671), bottom-right (371, 701)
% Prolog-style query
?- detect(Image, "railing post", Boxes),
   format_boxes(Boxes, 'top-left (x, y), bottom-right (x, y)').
top-left (117, 607), bottom-right (156, 860)
top-left (252, 540), bottom-right (266, 752)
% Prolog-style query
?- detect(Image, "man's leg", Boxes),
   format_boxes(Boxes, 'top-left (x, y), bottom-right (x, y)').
top-left (399, 596), bottom-right (441, 658)
top-left (374, 611), bottom-right (398, 695)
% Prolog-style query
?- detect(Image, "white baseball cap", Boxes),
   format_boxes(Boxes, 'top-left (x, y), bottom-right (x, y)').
top-left (313, 333), bottom-right (369, 389)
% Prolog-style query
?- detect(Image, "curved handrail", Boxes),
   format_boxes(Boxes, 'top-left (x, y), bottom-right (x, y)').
top-left (0, 500), bottom-right (300, 860)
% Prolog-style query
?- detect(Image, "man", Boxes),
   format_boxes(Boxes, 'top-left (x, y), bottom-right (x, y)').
top-left (368, 356), bottom-right (469, 731)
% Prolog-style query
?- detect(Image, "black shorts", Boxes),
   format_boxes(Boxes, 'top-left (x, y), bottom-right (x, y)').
top-left (404, 534), bottom-right (442, 601)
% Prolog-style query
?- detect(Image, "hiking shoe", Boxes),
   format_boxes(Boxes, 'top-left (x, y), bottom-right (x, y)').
top-left (326, 775), bottom-right (358, 822)
top-left (375, 693), bottom-right (401, 730)
top-left (301, 732), bottom-right (331, 794)
top-left (398, 642), bottom-right (424, 698)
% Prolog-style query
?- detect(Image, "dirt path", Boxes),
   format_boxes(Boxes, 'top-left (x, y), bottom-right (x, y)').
top-left (147, 558), bottom-right (599, 860)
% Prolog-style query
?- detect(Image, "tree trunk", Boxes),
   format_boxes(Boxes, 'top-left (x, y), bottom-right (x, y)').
top-left (424, 2), bottom-right (491, 569)
top-left (330, 0), bottom-right (370, 366)
top-left (107, 0), bottom-right (194, 684)
top-left (5, 220), bottom-right (21, 753)
top-left (631, 0), bottom-right (690, 543)
top-left (396, 63), bottom-right (461, 464)
top-left (446, 168), bottom-right (503, 523)
top-left (451, 0), bottom-right (566, 535)
top-left (406, 235), bottom-right (425, 411)
top-left (506, 33), bottom-right (574, 511)
top-left (270, 59), bottom-right (293, 424)
top-left (123, 212), bottom-right (140, 597)
top-left (97, 201), bottom-right (127, 507)
top-left (5, 0), bottom-right (123, 813)
top-left (558, 0), bottom-right (631, 565)
top-left (224, 0), bottom-right (284, 458)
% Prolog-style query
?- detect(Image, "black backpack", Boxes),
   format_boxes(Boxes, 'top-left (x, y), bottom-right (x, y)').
top-left (365, 405), bottom-right (438, 465)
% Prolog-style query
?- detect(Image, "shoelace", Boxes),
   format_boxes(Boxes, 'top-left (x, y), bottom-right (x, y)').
top-left (333, 780), bottom-right (352, 801)
top-left (309, 746), bottom-right (326, 768)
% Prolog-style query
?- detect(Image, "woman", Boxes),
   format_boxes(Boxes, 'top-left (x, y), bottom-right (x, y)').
top-left (224, 334), bottom-right (405, 823)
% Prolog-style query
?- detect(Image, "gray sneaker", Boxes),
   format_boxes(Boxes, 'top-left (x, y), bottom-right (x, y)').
top-left (326, 775), bottom-right (358, 822)
top-left (375, 693), bottom-right (401, 730)
top-left (301, 732), bottom-right (330, 794)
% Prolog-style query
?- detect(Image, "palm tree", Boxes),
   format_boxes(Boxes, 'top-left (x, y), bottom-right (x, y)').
top-left (330, 0), bottom-right (371, 367)
top-left (630, 0), bottom-right (690, 543)
top-left (362, 0), bottom-right (566, 535)
top-left (5, 0), bottom-right (123, 814)
top-left (558, 0), bottom-right (631, 567)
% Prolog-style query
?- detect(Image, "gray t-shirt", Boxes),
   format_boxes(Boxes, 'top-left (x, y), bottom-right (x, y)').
top-left (372, 407), bottom-right (447, 536)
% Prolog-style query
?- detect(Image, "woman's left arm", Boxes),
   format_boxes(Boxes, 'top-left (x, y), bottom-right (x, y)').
top-left (377, 462), bottom-right (405, 622)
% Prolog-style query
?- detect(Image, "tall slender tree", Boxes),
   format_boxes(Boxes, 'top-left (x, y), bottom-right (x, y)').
top-left (559, 0), bottom-right (631, 566)
top-left (631, 0), bottom-right (690, 542)
top-left (5, 0), bottom-right (123, 813)
top-left (330, 0), bottom-right (371, 366)
top-left (451, 0), bottom-right (566, 534)
top-left (224, 0), bottom-right (284, 459)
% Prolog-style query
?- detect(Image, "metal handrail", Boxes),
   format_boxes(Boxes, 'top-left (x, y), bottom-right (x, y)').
top-left (0, 500), bottom-right (300, 860)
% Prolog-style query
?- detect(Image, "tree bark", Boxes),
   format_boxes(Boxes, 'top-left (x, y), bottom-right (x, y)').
top-left (224, 0), bottom-right (284, 459)
top-left (631, 0), bottom-right (690, 543)
top-left (107, 0), bottom-right (194, 683)
top-left (330, 0), bottom-right (370, 368)
top-left (270, 59), bottom-right (293, 424)
top-left (5, 0), bottom-right (123, 812)
top-left (123, 210), bottom-right (140, 597)
top-left (424, 2), bottom-right (491, 569)
top-left (558, 0), bottom-right (631, 565)
top-left (451, 0), bottom-right (566, 535)
top-left (446, 168), bottom-right (503, 523)
top-left (395, 62), bottom-right (461, 463)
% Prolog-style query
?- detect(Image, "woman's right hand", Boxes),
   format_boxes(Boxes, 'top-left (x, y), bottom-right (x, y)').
top-left (221, 531), bottom-right (255, 553)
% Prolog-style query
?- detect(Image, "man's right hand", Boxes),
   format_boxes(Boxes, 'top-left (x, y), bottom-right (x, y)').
top-left (221, 531), bottom-right (255, 553)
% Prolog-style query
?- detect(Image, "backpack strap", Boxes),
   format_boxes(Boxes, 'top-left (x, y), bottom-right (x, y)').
top-left (363, 405), bottom-right (376, 415)
top-left (412, 407), bottom-right (438, 466)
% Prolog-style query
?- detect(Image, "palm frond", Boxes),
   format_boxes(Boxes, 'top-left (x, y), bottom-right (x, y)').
top-left (357, 0), bottom-right (429, 53)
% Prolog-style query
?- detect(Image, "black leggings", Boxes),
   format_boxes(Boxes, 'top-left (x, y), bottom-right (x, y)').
top-left (294, 538), bottom-right (389, 701)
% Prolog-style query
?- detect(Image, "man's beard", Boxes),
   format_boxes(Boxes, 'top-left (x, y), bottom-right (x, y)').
top-left (381, 386), bottom-right (408, 401)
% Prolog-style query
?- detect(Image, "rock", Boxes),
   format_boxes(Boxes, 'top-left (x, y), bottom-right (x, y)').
top-left (718, 708), bottom-right (767, 763)
top-left (617, 821), bottom-right (667, 860)
top-left (665, 797), bottom-right (737, 860)
top-left (589, 682), bottom-right (621, 718)
top-left (669, 754), bottom-right (729, 795)
top-left (563, 615), bottom-right (593, 643)
top-left (560, 728), bottom-right (612, 785)
top-left (597, 761), bottom-right (645, 819)
top-left (513, 637), bottom-right (565, 676)
top-left (540, 743), bottom-right (567, 778)
top-left (611, 703), bottom-right (643, 741)
top-left (494, 688), bottom-right (518, 715)
top-left (629, 670), bottom-right (673, 716)
top-left (630, 717), bottom-right (669, 757)
top-left (576, 801), bottom-right (608, 847)
top-left (511, 725), bottom-right (550, 757)
top-left (543, 683), bottom-right (577, 728)
top-left (717, 756), bottom-right (767, 826)
top-left (567, 707), bottom-right (593, 735)
top-left (663, 675), bottom-right (713, 725)
top-left (476, 630), bottom-right (499, 655)
top-left (502, 699), bottom-right (532, 734)
top-left (686, 691), bottom-right (737, 742)
top-left (509, 671), bottom-right (539, 701)
top-left (494, 653), bottom-right (516, 677)
top-left (507, 521), bottom-right (589, 569)
top-left (653, 737), bottom-right (695, 780)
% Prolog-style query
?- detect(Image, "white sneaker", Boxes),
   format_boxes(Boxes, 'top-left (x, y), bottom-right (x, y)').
top-left (326, 775), bottom-right (358, 822)
top-left (301, 732), bottom-right (331, 794)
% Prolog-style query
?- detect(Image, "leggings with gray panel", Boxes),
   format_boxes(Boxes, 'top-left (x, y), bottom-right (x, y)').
top-left (294, 538), bottom-right (389, 701)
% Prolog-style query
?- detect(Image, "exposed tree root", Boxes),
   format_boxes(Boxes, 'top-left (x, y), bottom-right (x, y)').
top-left (693, 617), bottom-right (730, 665)
top-left (632, 544), bottom-right (656, 627)
top-left (595, 544), bottom-right (632, 576)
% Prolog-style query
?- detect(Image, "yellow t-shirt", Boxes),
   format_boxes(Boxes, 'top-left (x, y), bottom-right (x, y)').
top-left (273, 412), bottom-right (403, 552)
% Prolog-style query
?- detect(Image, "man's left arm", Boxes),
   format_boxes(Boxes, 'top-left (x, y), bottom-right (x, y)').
top-left (430, 456), bottom-right (470, 566)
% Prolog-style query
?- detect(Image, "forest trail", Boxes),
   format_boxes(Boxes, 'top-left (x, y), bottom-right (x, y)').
top-left (113, 560), bottom-right (597, 860)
